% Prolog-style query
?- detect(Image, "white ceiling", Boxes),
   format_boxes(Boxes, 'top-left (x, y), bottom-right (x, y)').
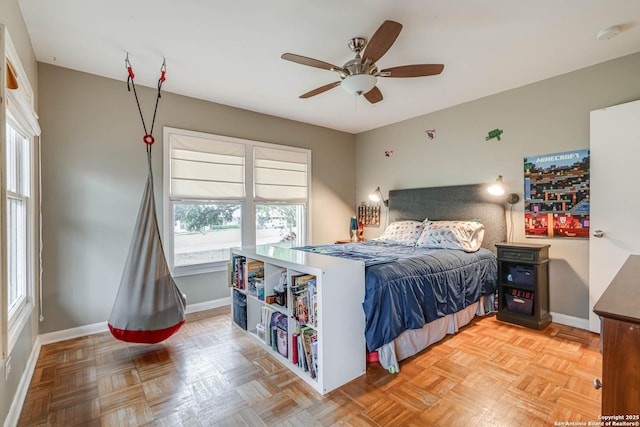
top-left (18, 0), bottom-right (640, 134)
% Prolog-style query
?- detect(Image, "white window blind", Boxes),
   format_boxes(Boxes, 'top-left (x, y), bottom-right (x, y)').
top-left (254, 146), bottom-right (308, 202)
top-left (170, 133), bottom-right (245, 199)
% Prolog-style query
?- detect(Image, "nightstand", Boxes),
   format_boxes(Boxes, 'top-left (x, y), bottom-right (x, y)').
top-left (495, 242), bottom-right (551, 330)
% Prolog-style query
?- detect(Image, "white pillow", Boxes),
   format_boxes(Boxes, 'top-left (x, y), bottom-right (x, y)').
top-left (376, 220), bottom-right (426, 246)
top-left (416, 220), bottom-right (485, 252)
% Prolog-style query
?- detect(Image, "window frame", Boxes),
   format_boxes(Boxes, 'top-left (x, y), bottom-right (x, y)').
top-left (6, 115), bottom-right (32, 332)
top-left (163, 127), bottom-right (311, 276)
top-left (1, 26), bottom-right (39, 358)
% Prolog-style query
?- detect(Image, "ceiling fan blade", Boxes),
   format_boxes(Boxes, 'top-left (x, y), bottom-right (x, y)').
top-left (299, 81), bottom-right (341, 99)
top-left (281, 53), bottom-right (343, 72)
top-left (363, 86), bottom-right (383, 104)
top-left (362, 20), bottom-right (403, 64)
top-left (380, 64), bottom-right (445, 78)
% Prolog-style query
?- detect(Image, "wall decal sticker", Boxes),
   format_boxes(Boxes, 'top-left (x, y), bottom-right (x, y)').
top-left (485, 128), bottom-right (503, 141)
top-left (425, 129), bottom-right (436, 140)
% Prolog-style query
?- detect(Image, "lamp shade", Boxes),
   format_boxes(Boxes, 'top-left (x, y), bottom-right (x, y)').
top-left (341, 74), bottom-right (376, 95)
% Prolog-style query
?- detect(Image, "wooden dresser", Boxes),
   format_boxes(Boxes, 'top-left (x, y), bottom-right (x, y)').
top-left (593, 254), bottom-right (640, 416)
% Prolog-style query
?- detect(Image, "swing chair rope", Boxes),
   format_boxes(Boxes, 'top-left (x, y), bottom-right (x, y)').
top-left (125, 53), bottom-right (166, 151)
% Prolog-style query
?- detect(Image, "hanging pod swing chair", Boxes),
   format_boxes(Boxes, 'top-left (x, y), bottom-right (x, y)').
top-left (108, 55), bottom-right (186, 344)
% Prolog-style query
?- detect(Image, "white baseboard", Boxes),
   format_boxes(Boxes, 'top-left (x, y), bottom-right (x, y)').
top-left (38, 297), bottom-right (231, 345)
top-left (550, 312), bottom-right (590, 330)
top-left (39, 321), bottom-right (109, 346)
top-left (4, 337), bottom-right (41, 427)
top-left (185, 296), bottom-right (230, 314)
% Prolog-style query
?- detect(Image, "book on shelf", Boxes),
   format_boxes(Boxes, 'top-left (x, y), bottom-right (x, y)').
top-left (295, 292), bottom-right (309, 324)
top-left (299, 326), bottom-right (317, 379)
top-left (231, 255), bottom-right (246, 290)
top-left (276, 329), bottom-right (288, 358)
top-left (297, 331), bottom-right (307, 371)
top-left (291, 274), bottom-right (316, 289)
top-left (291, 274), bottom-right (317, 327)
top-left (261, 306), bottom-right (274, 346)
top-left (310, 334), bottom-right (318, 379)
top-left (255, 278), bottom-right (265, 300)
top-left (291, 333), bottom-right (298, 365)
top-left (311, 291), bottom-right (318, 328)
top-left (271, 327), bottom-right (277, 351)
top-left (270, 312), bottom-right (288, 358)
top-left (245, 260), bottom-right (264, 296)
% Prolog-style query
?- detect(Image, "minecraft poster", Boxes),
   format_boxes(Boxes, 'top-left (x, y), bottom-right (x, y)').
top-left (524, 149), bottom-right (590, 238)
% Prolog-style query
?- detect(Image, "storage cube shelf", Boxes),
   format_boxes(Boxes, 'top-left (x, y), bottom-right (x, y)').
top-left (495, 242), bottom-right (551, 330)
top-left (229, 245), bottom-right (366, 394)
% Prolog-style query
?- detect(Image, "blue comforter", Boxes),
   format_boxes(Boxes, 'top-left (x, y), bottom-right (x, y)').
top-left (296, 241), bottom-right (497, 351)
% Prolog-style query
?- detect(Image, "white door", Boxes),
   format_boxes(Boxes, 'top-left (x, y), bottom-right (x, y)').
top-left (589, 99), bottom-right (640, 333)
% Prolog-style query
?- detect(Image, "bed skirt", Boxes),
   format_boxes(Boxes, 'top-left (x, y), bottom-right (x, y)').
top-left (377, 294), bottom-right (493, 372)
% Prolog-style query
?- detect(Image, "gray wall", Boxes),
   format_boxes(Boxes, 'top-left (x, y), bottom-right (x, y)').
top-left (38, 63), bottom-right (356, 334)
top-left (0, 0), bottom-right (39, 424)
top-left (356, 51), bottom-right (640, 321)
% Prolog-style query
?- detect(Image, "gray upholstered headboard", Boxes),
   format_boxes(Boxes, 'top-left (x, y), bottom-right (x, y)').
top-left (388, 184), bottom-right (506, 254)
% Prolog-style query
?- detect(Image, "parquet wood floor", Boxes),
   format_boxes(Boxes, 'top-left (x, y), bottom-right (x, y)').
top-left (18, 307), bottom-right (602, 426)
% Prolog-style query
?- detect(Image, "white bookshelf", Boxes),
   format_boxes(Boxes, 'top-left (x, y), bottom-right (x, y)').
top-left (230, 245), bottom-right (366, 394)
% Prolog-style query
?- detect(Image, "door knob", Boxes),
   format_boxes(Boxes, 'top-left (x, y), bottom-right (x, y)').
top-left (594, 378), bottom-right (603, 389)
top-left (592, 230), bottom-right (604, 238)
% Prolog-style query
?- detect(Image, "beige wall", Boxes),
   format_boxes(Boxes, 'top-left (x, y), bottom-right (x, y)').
top-left (37, 63), bottom-right (356, 334)
top-left (356, 51), bottom-right (640, 321)
top-left (0, 0), bottom-right (39, 424)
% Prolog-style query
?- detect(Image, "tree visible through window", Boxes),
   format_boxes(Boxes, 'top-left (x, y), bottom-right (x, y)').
top-left (256, 204), bottom-right (303, 244)
top-left (172, 203), bottom-right (241, 267)
top-left (174, 204), bottom-right (236, 233)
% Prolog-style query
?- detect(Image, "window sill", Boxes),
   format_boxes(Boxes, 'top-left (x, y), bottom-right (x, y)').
top-left (8, 301), bottom-right (34, 354)
top-left (171, 262), bottom-right (229, 278)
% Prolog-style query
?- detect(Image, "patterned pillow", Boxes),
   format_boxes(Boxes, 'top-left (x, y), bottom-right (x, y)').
top-left (376, 220), bottom-right (426, 246)
top-left (416, 220), bottom-right (485, 252)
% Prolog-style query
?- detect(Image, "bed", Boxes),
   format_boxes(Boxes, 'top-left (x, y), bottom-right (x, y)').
top-left (296, 183), bottom-right (506, 371)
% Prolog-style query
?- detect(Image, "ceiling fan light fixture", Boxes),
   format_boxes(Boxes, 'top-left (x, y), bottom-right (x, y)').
top-left (341, 74), bottom-right (376, 96)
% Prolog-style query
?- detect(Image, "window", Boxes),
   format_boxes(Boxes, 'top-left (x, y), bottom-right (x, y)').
top-left (2, 28), bottom-right (40, 356)
top-left (172, 202), bottom-right (242, 267)
top-left (6, 119), bottom-right (30, 325)
top-left (163, 127), bottom-right (310, 275)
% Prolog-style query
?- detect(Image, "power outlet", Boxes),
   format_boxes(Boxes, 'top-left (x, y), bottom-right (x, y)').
top-left (4, 356), bottom-right (11, 381)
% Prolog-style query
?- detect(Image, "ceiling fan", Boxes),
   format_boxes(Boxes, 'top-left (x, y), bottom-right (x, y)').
top-left (281, 20), bottom-right (444, 104)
